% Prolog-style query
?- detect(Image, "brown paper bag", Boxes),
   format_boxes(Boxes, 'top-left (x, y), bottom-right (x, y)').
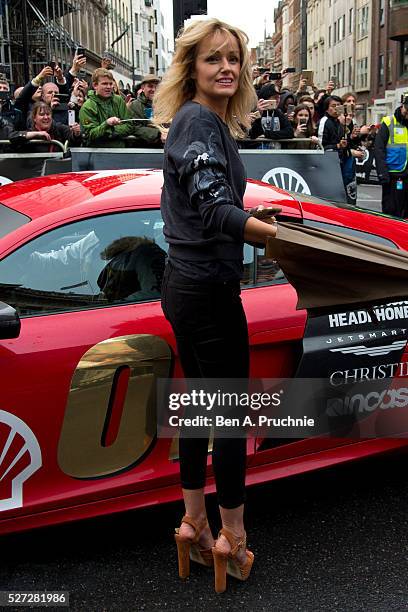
top-left (265, 222), bottom-right (408, 310)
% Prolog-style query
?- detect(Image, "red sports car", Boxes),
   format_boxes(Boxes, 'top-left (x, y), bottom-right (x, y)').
top-left (0, 169), bottom-right (407, 536)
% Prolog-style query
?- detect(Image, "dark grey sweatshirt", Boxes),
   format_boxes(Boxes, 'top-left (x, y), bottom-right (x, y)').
top-left (160, 100), bottom-right (249, 281)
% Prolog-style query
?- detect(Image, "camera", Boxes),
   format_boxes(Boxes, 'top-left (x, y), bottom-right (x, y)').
top-left (0, 90), bottom-right (12, 112)
top-left (285, 67), bottom-right (296, 73)
top-left (48, 61), bottom-right (56, 70)
top-left (76, 46), bottom-right (86, 58)
top-left (268, 72), bottom-right (282, 81)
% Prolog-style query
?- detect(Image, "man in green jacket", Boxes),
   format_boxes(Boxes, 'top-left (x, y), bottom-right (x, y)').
top-left (79, 68), bottom-right (134, 147)
top-left (128, 74), bottom-right (164, 146)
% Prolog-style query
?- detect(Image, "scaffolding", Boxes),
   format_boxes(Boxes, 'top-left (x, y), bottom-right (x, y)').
top-left (0, 0), bottom-right (93, 85)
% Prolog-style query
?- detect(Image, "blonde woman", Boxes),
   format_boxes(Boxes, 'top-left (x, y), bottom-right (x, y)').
top-left (154, 18), bottom-right (277, 593)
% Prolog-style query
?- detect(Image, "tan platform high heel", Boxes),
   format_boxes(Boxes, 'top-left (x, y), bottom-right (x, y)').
top-left (212, 528), bottom-right (254, 593)
top-left (174, 515), bottom-right (214, 579)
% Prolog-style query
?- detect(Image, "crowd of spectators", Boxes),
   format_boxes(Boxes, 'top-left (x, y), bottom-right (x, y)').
top-left (0, 54), bottom-right (380, 203)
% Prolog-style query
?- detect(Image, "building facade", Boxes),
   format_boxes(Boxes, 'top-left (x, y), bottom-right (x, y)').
top-left (1, 0), bottom-right (108, 86)
top-left (272, 2), bottom-right (284, 71)
top-left (105, 0), bottom-right (156, 88)
top-left (154, 0), bottom-right (174, 77)
top-left (355, 0), bottom-right (371, 112)
top-left (306, 0), bottom-right (327, 89)
top-left (370, 0), bottom-right (408, 122)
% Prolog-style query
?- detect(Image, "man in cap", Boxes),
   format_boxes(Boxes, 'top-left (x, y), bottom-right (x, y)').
top-left (128, 74), bottom-right (164, 146)
top-left (374, 92), bottom-right (408, 218)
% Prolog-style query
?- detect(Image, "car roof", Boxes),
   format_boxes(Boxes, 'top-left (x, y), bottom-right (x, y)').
top-left (0, 169), bottom-right (302, 222)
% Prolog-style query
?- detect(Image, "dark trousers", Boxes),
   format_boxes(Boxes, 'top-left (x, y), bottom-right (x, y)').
top-left (161, 262), bottom-right (249, 509)
top-left (381, 175), bottom-right (408, 218)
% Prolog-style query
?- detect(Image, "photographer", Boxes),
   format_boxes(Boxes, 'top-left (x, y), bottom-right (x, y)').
top-left (68, 78), bottom-right (87, 123)
top-left (249, 83), bottom-right (294, 144)
top-left (41, 82), bottom-right (69, 125)
top-left (64, 51), bottom-right (87, 92)
top-left (14, 64), bottom-right (70, 128)
top-left (318, 96), bottom-right (361, 204)
top-left (9, 101), bottom-right (81, 152)
top-left (291, 104), bottom-right (319, 149)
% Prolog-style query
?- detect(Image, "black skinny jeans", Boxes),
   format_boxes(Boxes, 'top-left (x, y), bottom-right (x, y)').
top-left (161, 262), bottom-right (249, 509)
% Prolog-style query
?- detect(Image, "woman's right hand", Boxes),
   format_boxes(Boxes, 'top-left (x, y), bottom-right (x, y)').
top-left (295, 124), bottom-right (307, 137)
top-left (258, 99), bottom-right (275, 113)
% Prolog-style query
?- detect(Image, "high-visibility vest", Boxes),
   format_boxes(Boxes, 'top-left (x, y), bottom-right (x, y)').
top-left (382, 115), bottom-right (408, 173)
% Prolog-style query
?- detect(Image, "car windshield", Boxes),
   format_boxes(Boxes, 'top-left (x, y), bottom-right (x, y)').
top-left (0, 203), bottom-right (31, 239)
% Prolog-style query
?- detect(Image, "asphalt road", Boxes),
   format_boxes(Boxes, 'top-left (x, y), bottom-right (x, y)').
top-left (2, 448), bottom-right (408, 612)
top-left (357, 183), bottom-right (382, 213)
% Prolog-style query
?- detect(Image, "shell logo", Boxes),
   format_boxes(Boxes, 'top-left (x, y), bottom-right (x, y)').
top-left (0, 410), bottom-right (42, 512)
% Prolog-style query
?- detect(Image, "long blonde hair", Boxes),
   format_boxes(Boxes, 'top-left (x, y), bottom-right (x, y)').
top-left (153, 18), bottom-right (257, 138)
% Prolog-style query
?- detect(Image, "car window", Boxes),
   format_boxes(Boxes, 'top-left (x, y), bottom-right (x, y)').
top-left (0, 210), bottom-right (167, 317)
top-left (0, 203), bottom-right (31, 239)
top-left (255, 248), bottom-right (286, 285)
top-left (303, 219), bottom-right (398, 249)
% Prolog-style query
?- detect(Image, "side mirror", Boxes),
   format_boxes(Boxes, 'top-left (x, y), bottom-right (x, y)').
top-left (0, 301), bottom-right (21, 339)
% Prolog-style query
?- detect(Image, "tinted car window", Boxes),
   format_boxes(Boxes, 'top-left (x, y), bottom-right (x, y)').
top-left (255, 248), bottom-right (286, 285)
top-left (0, 203), bottom-right (31, 239)
top-left (303, 219), bottom-right (398, 249)
top-left (0, 210), bottom-right (167, 316)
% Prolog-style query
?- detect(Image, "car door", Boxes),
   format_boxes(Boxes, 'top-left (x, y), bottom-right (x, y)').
top-left (0, 207), bottom-right (189, 522)
top-left (241, 238), bottom-right (355, 468)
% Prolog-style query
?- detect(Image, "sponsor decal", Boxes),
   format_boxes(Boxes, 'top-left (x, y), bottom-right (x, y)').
top-left (261, 167), bottom-right (312, 194)
top-left (295, 299), bottom-right (408, 427)
top-left (326, 387), bottom-right (408, 416)
top-left (325, 328), bottom-right (405, 345)
top-left (328, 302), bottom-right (408, 328)
top-left (0, 410), bottom-right (42, 512)
top-left (329, 361), bottom-right (408, 387)
top-left (329, 340), bottom-right (407, 357)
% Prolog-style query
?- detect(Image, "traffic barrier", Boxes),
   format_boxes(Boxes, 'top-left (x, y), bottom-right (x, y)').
top-left (0, 138), bottom-right (348, 204)
top-left (70, 143), bottom-right (347, 203)
top-left (0, 139), bottom-right (65, 186)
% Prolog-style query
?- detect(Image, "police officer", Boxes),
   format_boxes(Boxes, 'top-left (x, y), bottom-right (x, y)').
top-left (374, 93), bottom-right (408, 218)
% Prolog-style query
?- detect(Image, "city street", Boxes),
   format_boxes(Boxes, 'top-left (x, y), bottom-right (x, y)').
top-left (2, 449), bottom-right (408, 611)
top-left (357, 183), bottom-right (382, 214)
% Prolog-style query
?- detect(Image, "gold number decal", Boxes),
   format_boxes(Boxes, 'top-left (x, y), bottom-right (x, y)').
top-left (58, 334), bottom-right (171, 478)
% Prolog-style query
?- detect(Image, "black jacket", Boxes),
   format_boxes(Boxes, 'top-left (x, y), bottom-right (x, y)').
top-left (374, 107), bottom-right (408, 183)
top-left (9, 120), bottom-right (81, 152)
top-left (249, 109), bottom-right (294, 141)
top-left (317, 114), bottom-right (345, 151)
